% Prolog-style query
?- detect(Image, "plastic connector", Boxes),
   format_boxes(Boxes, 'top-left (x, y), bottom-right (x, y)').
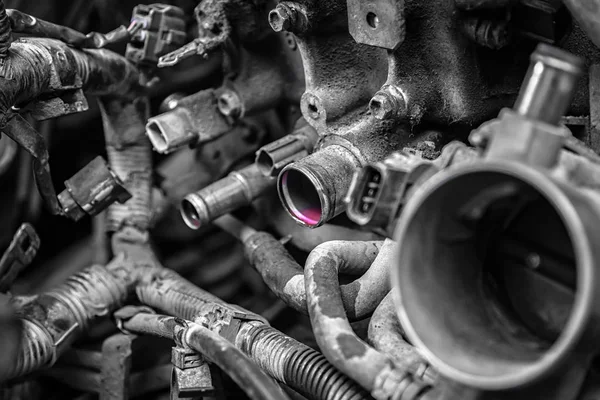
top-left (345, 151), bottom-right (434, 233)
top-left (146, 89), bottom-right (230, 154)
top-left (255, 121), bottom-right (318, 177)
top-left (125, 4), bottom-right (187, 65)
top-left (58, 156), bottom-right (132, 221)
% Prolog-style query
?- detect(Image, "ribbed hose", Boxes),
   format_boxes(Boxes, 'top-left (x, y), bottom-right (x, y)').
top-left (238, 323), bottom-right (371, 400)
top-left (7, 262), bottom-right (134, 380)
top-left (10, 320), bottom-right (54, 378)
top-left (0, 1), bottom-right (11, 58)
top-left (136, 269), bottom-right (226, 321)
top-left (46, 264), bottom-right (131, 330)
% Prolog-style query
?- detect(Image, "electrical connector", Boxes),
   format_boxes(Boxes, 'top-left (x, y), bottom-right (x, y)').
top-left (58, 156), bottom-right (132, 221)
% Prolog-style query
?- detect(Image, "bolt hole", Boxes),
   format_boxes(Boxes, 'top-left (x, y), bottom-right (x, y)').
top-left (307, 103), bottom-right (319, 118)
top-left (212, 150), bottom-right (221, 160)
top-left (366, 12), bottom-right (379, 29)
top-left (21, 236), bottom-right (31, 252)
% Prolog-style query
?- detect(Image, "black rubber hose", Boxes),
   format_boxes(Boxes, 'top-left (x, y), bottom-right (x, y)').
top-left (185, 323), bottom-right (292, 400)
top-left (123, 312), bottom-right (290, 400)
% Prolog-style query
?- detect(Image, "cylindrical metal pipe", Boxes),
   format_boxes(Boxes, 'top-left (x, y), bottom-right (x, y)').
top-left (392, 161), bottom-right (600, 396)
top-left (278, 145), bottom-right (361, 228)
top-left (513, 44), bottom-right (584, 126)
top-left (180, 164), bottom-right (275, 230)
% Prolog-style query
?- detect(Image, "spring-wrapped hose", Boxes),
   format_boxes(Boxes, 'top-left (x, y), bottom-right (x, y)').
top-left (7, 260), bottom-right (135, 380)
top-left (237, 322), bottom-right (370, 400)
top-left (0, 0), bottom-right (10, 58)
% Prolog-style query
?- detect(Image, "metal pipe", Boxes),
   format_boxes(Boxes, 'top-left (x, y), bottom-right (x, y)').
top-left (181, 164), bottom-right (275, 230)
top-left (304, 240), bottom-right (438, 399)
top-left (513, 44), bottom-right (584, 126)
top-left (278, 145), bottom-right (361, 228)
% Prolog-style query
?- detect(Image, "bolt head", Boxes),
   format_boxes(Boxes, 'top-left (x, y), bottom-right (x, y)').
top-left (370, 93), bottom-right (395, 120)
top-left (269, 7), bottom-right (291, 32)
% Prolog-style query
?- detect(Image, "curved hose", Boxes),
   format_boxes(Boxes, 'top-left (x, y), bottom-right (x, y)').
top-left (304, 241), bottom-right (439, 399)
top-left (368, 293), bottom-right (436, 383)
top-left (244, 234), bottom-right (390, 320)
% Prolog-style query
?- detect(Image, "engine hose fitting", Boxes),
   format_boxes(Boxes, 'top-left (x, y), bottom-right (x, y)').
top-left (278, 145), bottom-right (361, 228)
top-left (181, 164), bottom-right (275, 230)
top-left (237, 322), bottom-right (370, 400)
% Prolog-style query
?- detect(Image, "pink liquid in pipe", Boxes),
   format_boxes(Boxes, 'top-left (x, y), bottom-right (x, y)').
top-left (282, 172), bottom-right (322, 226)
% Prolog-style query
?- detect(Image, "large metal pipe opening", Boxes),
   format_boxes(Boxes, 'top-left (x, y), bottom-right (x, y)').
top-left (277, 145), bottom-right (361, 228)
top-left (393, 162), bottom-right (600, 391)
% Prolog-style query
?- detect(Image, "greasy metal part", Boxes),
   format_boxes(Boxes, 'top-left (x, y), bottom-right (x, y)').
top-left (369, 84), bottom-right (406, 121)
top-left (125, 4), bottom-right (187, 66)
top-left (180, 164), bottom-right (275, 230)
top-left (391, 44), bottom-right (600, 398)
top-left (347, 0), bottom-right (406, 50)
top-left (0, 223), bottom-right (39, 293)
top-left (100, 333), bottom-right (134, 400)
top-left (57, 156), bottom-right (131, 221)
top-left (513, 44), bottom-right (584, 126)
top-left (255, 119), bottom-right (318, 177)
top-left (237, 321), bottom-right (371, 400)
top-left (278, 145), bottom-right (361, 228)
top-left (268, 2), bottom-right (308, 34)
top-left (146, 89), bottom-right (230, 154)
top-left (304, 240), bottom-right (438, 399)
top-left (368, 293), bottom-right (436, 383)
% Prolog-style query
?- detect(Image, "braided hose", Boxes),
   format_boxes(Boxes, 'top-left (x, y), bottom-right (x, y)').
top-left (238, 323), bottom-right (370, 400)
top-left (9, 320), bottom-right (54, 379)
top-left (0, 0), bottom-right (11, 58)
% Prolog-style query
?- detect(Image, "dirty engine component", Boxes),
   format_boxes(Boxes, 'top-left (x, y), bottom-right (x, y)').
top-left (1, 0), bottom-right (600, 399)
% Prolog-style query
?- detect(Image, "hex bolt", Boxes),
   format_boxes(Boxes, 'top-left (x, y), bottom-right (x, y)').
top-left (369, 85), bottom-right (407, 120)
top-left (217, 89), bottom-right (243, 119)
top-left (159, 93), bottom-right (185, 113)
top-left (268, 3), bottom-right (307, 34)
